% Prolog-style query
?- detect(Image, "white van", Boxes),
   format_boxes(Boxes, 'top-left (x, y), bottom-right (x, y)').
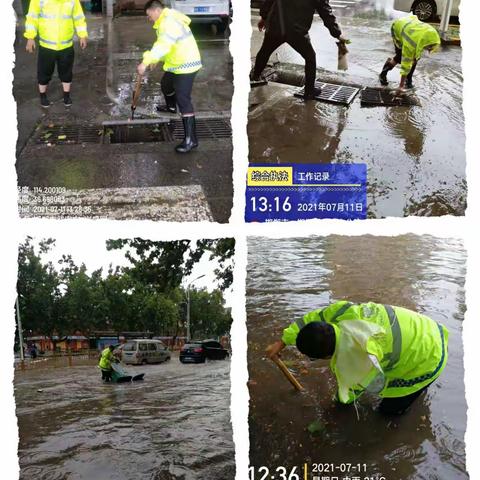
top-left (167, 0), bottom-right (231, 33)
top-left (393, 0), bottom-right (460, 22)
top-left (121, 339), bottom-right (171, 365)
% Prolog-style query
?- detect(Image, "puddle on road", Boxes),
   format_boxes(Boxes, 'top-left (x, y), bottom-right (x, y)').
top-left (15, 359), bottom-right (234, 480)
top-left (247, 235), bottom-right (467, 479)
top-left (249, 6), bottom-right (466, 217)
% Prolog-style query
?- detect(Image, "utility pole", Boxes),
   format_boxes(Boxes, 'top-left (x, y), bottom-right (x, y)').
top-left (16, 297), bottom-right (25, 362)
top-left (439, 0), bottom-right (453, 41)
top-left (186, 274), bottom-right (205, 341)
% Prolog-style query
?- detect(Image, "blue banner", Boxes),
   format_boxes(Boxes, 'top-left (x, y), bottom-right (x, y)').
top-left (245, 164), bottom-right (367, 222)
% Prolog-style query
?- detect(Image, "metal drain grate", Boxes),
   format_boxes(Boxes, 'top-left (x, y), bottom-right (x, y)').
top-left (35, 124), bottom-right (102, 145)
top-left (170, 118), bottom-right (232, 140)
top-left (106, 123), bottom-right (173, 144)
top-left (294, 81), bottom-right (360, 105)
top-left (360, 87), bottom-right (420, 107)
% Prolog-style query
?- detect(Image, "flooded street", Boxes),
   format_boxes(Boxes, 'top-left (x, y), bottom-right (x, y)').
top-left (247, 235), bottom-right (467, 479)
top-left (249, 0), bottom-right (466, 217)
top-left (15, 356), bottom-right (234, 480)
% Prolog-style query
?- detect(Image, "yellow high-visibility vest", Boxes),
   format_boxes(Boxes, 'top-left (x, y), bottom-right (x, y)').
top-left (143, 8), bottom-right (202, 74)
top-left (283, 300), bottom-right (448, 403)
top-left (24, 0), bottom-right (88, 51)
top-left (391, 15), bottom-right (440, 76)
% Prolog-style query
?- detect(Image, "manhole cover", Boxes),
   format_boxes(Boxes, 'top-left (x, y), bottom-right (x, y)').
top-left (360, 87), bottom-right (420, 107)
top-left (170, 118), bottom-right (232, 140)
top-left (35, 124), bottom-right (102, 145)
top-left (105, 123), bottom-right (173, 144)
top-left (294, 82), bottom-right (360, 105)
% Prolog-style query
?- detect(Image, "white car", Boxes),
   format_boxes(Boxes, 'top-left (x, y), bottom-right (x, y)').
top-left (166, 0), bottom-right (231, 33)
top-left (393, 0), bottom-right (460, 22)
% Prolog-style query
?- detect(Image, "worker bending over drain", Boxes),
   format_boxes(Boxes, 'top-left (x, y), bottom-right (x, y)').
top-left (137, 0), bottom-right (202, 154)
top-left (24, 0), bottom-right (88, 108)
top-left (379, 15), bottom-right (440, 91)
top-left (267, 301), bottom-right (448, 415)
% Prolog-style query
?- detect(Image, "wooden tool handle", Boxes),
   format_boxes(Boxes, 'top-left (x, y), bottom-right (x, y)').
top-left (272, 355), bottom-right (304, 391)
top-left (132, 73), bottom-right (143, 109)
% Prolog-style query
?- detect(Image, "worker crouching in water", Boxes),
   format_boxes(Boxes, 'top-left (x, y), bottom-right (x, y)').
top-left (379, 15), bottom-right (440, 91)
top-left (251, 0), bottom-right (347, 100)
top-left (137, 0), bottom-right (202, 154)
top-left (267, 301), bottom-right (448, 415)
top-left (24, 0), bottom-right (88, 108)
top-left (98, 345), bottom-right (117, 382)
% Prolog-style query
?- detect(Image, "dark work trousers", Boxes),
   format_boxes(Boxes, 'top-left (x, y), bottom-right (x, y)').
top-left (160, 71), bottom-right (197, 115)
top-left (37, 45), bottom-right (75, 86)
top-left (393, 46), bottom-right (417, 81)
top-left (379, 381), bottom-right (434, 415)
top-left (101, 368), bottom-right (113, 382)
top-left (253, 32), bottom-right (317, 96)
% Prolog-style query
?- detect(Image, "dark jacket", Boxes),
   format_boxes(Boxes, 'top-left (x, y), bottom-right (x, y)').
top-left (260, 0), bottom-right (341, 39)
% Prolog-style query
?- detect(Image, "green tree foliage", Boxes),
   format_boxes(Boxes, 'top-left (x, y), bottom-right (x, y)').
top-left (17, 238), bottom-right (234, 343)
top-left (187, 288), bottom-right (232, 339)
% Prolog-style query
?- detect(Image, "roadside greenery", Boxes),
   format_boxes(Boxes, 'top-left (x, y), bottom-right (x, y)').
top-left (17, 237), bottom-right (234, 348)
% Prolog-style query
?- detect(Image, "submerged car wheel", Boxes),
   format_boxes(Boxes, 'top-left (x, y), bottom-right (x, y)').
top-left (412, 0), bottom-right (437, 21)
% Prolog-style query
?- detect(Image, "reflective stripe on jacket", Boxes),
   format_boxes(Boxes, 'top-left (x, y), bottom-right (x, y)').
top-left (282, 300), bottom-right (448, 403)
top-left (98, 347), bottom-right (114, 370)
top-left (24, 0), bottom-right (88, 51)
top-left (142, 8), bottom-right (202, 74)
top-left (391, 15), bottom-right (440, 76)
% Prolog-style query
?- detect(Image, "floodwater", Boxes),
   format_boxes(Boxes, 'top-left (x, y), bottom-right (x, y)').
top-left (249, 0), bottom-right (466, 217)
top-left (247, 235), bottom-right (467, 479)
top-left (15, 357), bottom-right (234, 480)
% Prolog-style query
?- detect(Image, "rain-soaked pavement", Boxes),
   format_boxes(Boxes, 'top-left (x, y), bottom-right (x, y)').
top-left (249, 0), bottom-right (465, 217)
top-left (15, 355), bottom-right (234, 480)
top-left (247, 235), bottom-right (467, 479)
top-left (14, 13), bottom-right (233, 222)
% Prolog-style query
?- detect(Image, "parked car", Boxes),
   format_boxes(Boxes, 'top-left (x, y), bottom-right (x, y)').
top-left (179, 340), bottom-right (229, 363)
top-left (121, 339), bottom-right (171, 365)
top-left (166, 0), bottom-right (231, 33)
top-left (393, 0), bottom-right (460, 22)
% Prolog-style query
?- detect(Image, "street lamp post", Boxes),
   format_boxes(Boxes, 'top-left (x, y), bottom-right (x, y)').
top-left (186, 274), bottom-right (205, 341)
top-left (439, 0), bottom-right (454, 40)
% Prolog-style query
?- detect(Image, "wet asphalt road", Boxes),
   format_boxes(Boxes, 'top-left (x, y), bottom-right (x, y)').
top-left (15, 356), bottom-right (234, 480)
top-left (247, 235), bottom-right (467, 479)
top-left (249, 1), bottom-right (465, 217)
top-left (14, 14), bottom-right (233, 222)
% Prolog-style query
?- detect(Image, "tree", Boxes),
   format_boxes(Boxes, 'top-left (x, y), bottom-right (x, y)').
top-left (187, 288), bottom-right (232, 339)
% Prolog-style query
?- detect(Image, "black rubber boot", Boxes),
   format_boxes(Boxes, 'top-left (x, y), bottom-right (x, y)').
top-left (40, 92), bottom-right (50, 108)
top-left (157, 94), bottom-right (177, 114)
top-left (303, 86), bottom-right (321, 101)
top-left (379, 59), bottom-right (394, 86)
top-left (406, 62), bottom-right (417, 89)
top-left (175, 116), bottom-right (198, 154)
top-left (63, 92), bottom-right (72, 107)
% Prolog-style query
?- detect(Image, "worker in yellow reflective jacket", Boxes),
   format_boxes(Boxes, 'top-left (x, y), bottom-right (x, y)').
top-left (137, 0), bottom-right (202, 154)
top-left (98, 345), bottom-right (116, 382)
top-left (266, 301), bottom-right (448, 415)
top-left (379, 15), bottom-right (440, 91)
top-left (24, 0), bottom-right (88, 108)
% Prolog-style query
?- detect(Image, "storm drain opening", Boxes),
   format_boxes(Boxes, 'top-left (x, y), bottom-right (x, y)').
top-left (34, 124), bottom-right (102, 145)
top-left (105, 123), bottom-right (173, 144)
top-left (170, 118), bottom-right (232, 140)
top-left (294, 82), bottom-right (360, 106)
top-left (360, 87), bottom-right (421, 107)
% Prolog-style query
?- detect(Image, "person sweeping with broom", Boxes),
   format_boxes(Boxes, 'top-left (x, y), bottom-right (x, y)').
top-left (137, 0), bottom-right (202, 154)
top-left (266, 300), bottom-right (448, 415)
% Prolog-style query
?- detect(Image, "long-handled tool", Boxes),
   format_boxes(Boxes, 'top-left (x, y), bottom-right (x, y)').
top-left (271, 355), bottom-right (304, 391)
top-left (131, 73), bottom-right (143, 120)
